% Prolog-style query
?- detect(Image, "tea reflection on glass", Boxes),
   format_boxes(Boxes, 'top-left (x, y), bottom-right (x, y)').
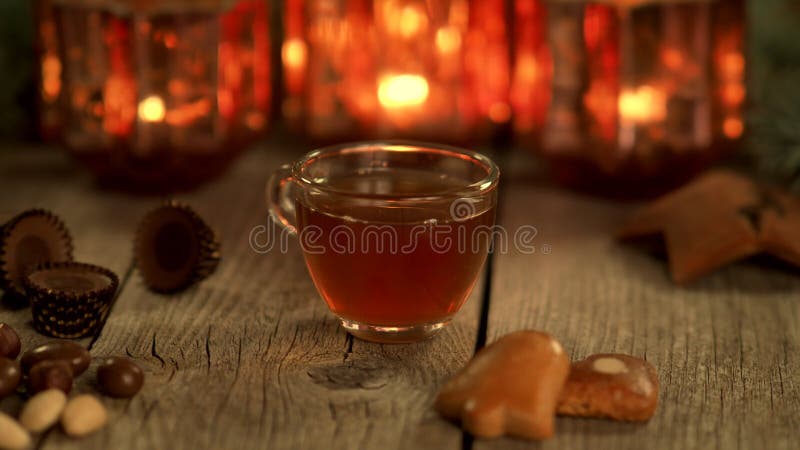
top-left (268, 142), bottom-right (499, 343)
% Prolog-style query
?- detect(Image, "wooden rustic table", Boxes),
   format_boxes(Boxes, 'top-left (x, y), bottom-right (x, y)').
top-left (0, 140), bottom-right (797, 450)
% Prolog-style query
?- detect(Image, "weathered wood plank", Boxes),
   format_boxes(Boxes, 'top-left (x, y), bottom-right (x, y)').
top-left (7, 141), bottom-right (795, 450)
top-left (475, 178), bottom-right (800, 450)
top-left (32, 144), bottom-right (480, 450)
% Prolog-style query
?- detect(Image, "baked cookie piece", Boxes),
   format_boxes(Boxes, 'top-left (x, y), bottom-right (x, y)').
top-left (435, 330), bottom-right (569, 440)
top-left (758, 189), bottom-right (800, 268)
top-left (618, 170), bottom-right (761, 284)
top-left (557, 353), bottom-right (658, 422)
top-left (619, 170), bottom-right (800, 284)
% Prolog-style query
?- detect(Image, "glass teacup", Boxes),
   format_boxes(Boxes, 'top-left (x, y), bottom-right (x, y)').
top-left (267, 141), bottom-right (499, 343)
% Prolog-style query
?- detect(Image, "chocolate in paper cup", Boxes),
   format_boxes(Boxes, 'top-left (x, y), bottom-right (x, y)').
top-left (24, 262), bottom-right (118, 338)
top-left (0, 209), bottom-right (73, 298)
top-left (134, 200), bottom-right (220, 293)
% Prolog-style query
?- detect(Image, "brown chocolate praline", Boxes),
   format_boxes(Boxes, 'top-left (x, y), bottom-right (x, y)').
top-left (0, 209), bottom-right (74, 298)
top-left (27, 359), bottom-right (73, 394)
top-left (0, 323), bottom-right (21, 359)
top-left (23, 262), bottom-right (119, 339)
top-left (134, 201), bottom-right (220, 293)
top-left (21, 341), bottom-right (91, 376)
top-left (26, 266), bottom-right (113, 294)
top-left (0, 357), bottom-right (21, 398)
top-left (97, 357), bottom-right (144, 398)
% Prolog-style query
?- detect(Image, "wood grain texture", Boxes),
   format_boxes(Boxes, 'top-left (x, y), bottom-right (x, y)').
top-left (476, 178), bottom-right (800, 450)
top-left (16, 144), bottom-right (481, 450)
top-left (2, 143), bottom-right (798, 450)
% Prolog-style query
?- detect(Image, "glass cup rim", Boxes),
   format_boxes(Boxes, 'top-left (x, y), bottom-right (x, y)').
top-left (291, 140), bottom-right (500, 201)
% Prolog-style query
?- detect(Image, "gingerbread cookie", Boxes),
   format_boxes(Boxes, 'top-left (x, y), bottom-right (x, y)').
top-left (620, 170), bottom-right (800, 284)
top-left (618, 170), bottom-right (762, 284)
top-left (435, 331), bottom-right (569, 440)
top-left (557, 353), bottom-right (658, 422)
top-left (758, 189), bottom-right (800, 268)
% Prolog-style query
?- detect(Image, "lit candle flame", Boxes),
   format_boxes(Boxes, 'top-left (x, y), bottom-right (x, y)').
top-left (723, 117), bottom-right (743, 139)
top-left (722, 83), bottom-right (745, 107)
top-left (618, 86), bottom-right (666, 123)
top-left (516, 56), bottom-right (539, 82)
top-left (722, 52), bottom-right (745, 78)
top-left (282, 38), bottom-right (307, 69)
top-left (138, 96), bottom-right (166, 122)
top-left (41, 55), bottom-right (61, 101)
top-left (661, 48), bottom-right (684, 70)
top-left (399, 6), bottom-right (425, 38)
top-left (435, 27), bottom-right (462, 54)
top-left (378, 75), bottom-right (429, 109)
top-left (488, 102), bottom-right (511, 123)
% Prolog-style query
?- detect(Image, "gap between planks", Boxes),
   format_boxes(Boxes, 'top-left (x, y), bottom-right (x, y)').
top-left (459, 145), bottom-right (510, 450)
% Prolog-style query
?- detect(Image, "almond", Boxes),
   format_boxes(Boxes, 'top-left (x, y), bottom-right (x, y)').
top-left (61, 395), bottom-right (107, 438)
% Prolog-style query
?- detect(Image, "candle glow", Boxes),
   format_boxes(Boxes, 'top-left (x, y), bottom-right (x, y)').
top-left (41, 55), bottom-right (62, 101)
top-left (436, 27), bottom-right (462, 54)
top-left (618, 86), bottom-right (666, 123)
top-left (399, 6), bottom-right (426, 38)
top-left (378, 75), bottom-right (429, 109)
top-left (723, 117), bottom-right (743, 139)
top-left (283, 0), bottom-right (510, 140)
top-left (488, 102), bottom-right (511, 123)
top-left (138, 96), bottom-right (166, 122)
top-left (282, 38), bottom-right (307, 69)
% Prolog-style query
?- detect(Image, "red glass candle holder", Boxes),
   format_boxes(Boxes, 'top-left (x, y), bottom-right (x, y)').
top-left (50, 0), bottom-right (270, 192)
top-left (33, 0), bottom-right (62, 141)
top-left (282, 0), bottom-right (511, 143)
top-left (512, 0), bottom-right (746, 195)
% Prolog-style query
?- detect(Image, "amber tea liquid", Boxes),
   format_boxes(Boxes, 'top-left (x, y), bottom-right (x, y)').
top-left (296, 169), bottom-right (494, 328)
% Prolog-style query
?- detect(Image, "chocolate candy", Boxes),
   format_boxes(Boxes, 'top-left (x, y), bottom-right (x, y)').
top-left (0, 323), bottom-right (21, 359)
top-left (0, 357), bottom-right (21, 398)
top-left (97, 357), bottom-right (144, 398)
top-left (21, 341), bottom-right (91, 376)
top-left (134, 201), bottom-right (220, 293)
top-left (24, 262), bottom-right (118, 339)
top-left (0, 209), bottom-right (74, 298)
top-left (27, 360), bottom-right (73, 395)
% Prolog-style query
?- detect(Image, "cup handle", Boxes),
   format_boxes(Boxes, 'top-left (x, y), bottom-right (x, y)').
top-left (266, 164), bottom-right (298, 236)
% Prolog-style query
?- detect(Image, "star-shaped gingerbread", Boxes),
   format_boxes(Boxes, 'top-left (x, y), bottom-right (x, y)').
top-left (759, 189), bottom-right (800, 268)
top-left (618, 170), bottom-right (800, 284)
